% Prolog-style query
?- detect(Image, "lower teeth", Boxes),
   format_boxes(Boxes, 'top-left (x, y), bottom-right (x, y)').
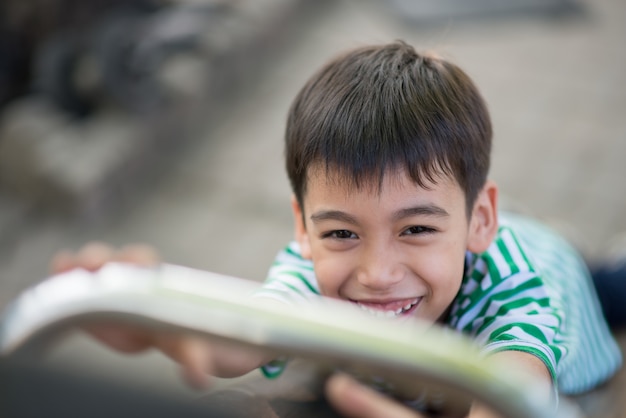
top-left (358, 302), bottom-right (415, 318)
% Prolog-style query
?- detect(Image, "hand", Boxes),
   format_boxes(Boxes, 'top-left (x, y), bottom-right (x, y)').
top-left (325, 350), bottom-right (552, 418)
top-left (325, 373), bottom-right (427, 418)
top-left (50, 242), bottom-right (213, 388)
top-left (50, 241), bottom-right (160, 276)
top-left (325, 374), bottom-right (503, 418)
top-left (50, 241), bottom-right (162, 353)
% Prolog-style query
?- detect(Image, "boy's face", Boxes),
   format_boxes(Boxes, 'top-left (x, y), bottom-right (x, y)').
top-left (292, 166), bottom-right (497, 324)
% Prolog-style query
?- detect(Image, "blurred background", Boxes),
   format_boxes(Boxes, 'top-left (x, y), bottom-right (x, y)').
top-left (1, 0), bottom-right (625, 415)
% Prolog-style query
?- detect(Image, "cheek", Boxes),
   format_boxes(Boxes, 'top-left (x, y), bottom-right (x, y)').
top-left (310, 253), bottom-right (351, 298)
top-left (414, 247), bottom-right (466, 322)
top-left (417, 240), bottom-right (467, 291)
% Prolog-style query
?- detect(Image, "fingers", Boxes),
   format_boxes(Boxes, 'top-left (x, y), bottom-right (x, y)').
top-left (49, 249), bottom-right (79, 274)
top-left (86, 323), bottom-right (154, 354)
top-left (325, 374), bottom-right (424, 418)
top-left (49, 242), bottom-right (160, 275)
top-left (49, 241), bottom-right (114, 274)
top-left (179, 338), bottom-right (213, 389)
top-left (117, 244), bottom-right (160, 266)
top-left (78, 241), bottom-right (117, 271)
top-left (156, 335), bottom-right (213, 390)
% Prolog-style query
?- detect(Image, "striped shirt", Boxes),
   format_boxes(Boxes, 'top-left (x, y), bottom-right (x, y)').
top-left (256, 212), bottom-right (622, 394)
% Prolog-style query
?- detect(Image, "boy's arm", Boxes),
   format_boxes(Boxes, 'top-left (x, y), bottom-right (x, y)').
top-left (51, 242), bottom-right (274, 388)
top-left (468, 350), bottom-right (553, 418)
top-left (84, 322), bottom-right (273, 387)
top-left (151, 334), bottom-right (275, 387)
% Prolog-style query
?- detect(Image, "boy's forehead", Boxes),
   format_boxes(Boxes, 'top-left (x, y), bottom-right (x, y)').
top-left (304, 164), bottom-right (458, 198)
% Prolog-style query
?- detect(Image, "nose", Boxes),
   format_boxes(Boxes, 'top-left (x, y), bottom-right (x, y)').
top-left (355, 243), bottom-right (406, 290)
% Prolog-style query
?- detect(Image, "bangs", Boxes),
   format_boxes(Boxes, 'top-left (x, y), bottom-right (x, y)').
top-left (303, 125), bottom-right (456, 197)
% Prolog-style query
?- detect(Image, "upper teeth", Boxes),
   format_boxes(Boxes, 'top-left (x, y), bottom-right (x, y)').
top-left (356, 298), bottom-right (419, 318)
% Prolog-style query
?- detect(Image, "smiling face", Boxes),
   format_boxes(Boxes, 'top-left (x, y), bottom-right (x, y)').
top-left (292, 166), bottom-right (498, 323)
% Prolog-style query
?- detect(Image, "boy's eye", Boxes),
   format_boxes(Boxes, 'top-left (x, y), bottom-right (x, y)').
top-left (402, 226), bottom-right (435, 235)
top-left (323, 230), bottom-right (358, 239)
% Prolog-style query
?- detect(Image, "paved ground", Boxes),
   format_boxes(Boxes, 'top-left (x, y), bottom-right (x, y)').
top-left (1, 0), bottom-right (625, 415)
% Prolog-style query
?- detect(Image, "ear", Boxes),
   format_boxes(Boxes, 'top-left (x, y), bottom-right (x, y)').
top-left (467, 180), bottom-right (499, 254)
top-left (291, 195), bottom-right (312, 259)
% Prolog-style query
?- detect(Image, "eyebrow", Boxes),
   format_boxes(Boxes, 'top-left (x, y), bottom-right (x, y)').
top-left (392, 204), bottom-right (450, 221)
top-left (310, 210), bottom-right (358, 225)
top-left (309, 204), bottom-right (449, 225)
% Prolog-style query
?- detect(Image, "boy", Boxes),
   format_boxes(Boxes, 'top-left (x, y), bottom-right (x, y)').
top-left (54, 41), bottom-right (621, 417)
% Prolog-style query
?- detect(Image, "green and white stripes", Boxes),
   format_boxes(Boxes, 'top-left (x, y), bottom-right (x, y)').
top-left (449, 212), bottom-right (621, 394)
top-left (497, 213), bottom-right (621, 394)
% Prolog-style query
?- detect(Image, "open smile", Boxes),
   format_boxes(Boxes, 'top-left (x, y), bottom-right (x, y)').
top-left (352, 297), bottom-right (421, 318)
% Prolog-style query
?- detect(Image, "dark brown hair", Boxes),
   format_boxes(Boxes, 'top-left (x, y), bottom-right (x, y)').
top-left (285, 41), bottom-right (492, 215)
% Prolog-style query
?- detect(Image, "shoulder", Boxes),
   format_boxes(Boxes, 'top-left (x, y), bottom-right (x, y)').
top-left (254, 242), bottom-right (320, 304)
top-left (451, 213), bottom-right (564, 333)
top-left (467, 211), bottom-right (580, 286)
top-left (463, 215), bottom-right (540, 294)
